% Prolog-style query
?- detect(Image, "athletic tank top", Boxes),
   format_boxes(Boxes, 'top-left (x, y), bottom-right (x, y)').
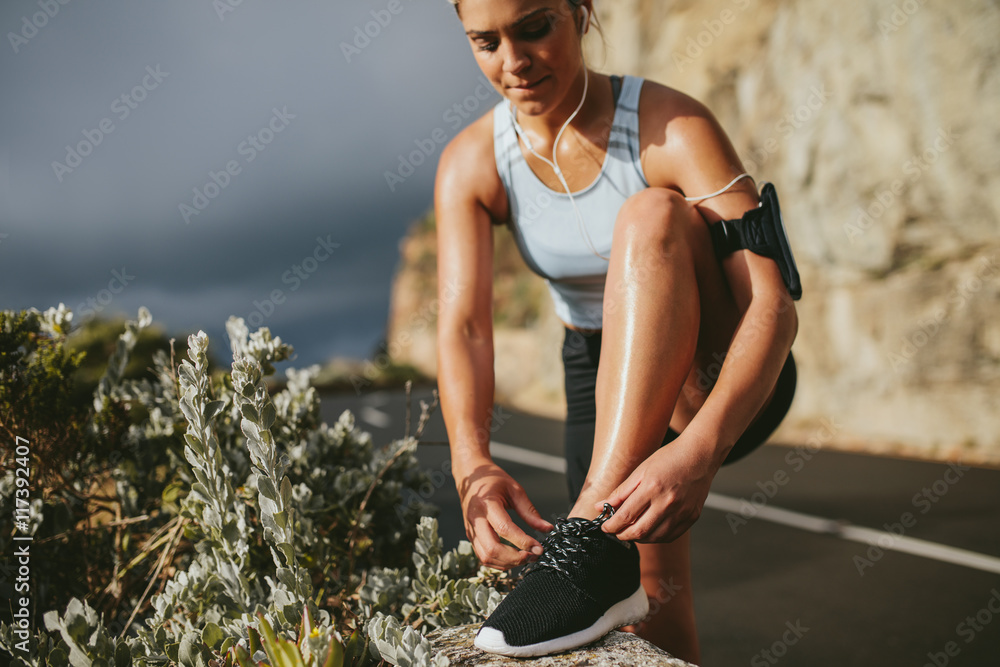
top-left (492, 74), bottom-right (650, 330)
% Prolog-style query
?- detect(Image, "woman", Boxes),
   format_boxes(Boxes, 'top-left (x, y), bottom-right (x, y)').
top-left (434, 0), bottom-right (798, 662)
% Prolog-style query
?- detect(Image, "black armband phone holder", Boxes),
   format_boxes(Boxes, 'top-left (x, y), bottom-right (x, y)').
top-left (708, 182), bottom-right (802, 300)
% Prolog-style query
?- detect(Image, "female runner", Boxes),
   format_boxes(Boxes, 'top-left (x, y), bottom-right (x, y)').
top-left (433, 0), bottom-right (798, 661)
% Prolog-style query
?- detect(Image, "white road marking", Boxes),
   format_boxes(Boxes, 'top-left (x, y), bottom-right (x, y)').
top-left (360, 405), bottom-right (391, 428)
top-left (489, 440), bottom-right (1000, 576)
top-left (490, 441), bottom-right (568, 474)
top-left (702, 495), bottom-right (1000, 575)
top-left (364, 391), bottom-right (391, 407)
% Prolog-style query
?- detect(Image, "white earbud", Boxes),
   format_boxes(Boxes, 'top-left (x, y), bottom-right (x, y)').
top-left (580, 6), bottom-right (589, 34)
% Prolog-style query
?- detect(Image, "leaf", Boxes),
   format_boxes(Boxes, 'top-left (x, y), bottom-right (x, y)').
top-left (248, 626), bottom-right (263, 655)
top-left (261, 403), bottom-right (276, 430)
top-left (114, 639), bottom-right (132, 667)
top-left (179, 398), bottom-right (201, 428)
top-left (43, 610), bottom-right (61, 633)
top-left (255, 614), bottom-right (284, 667)
top-left (240, 403), bottom-right (259, 423)
top-left (202, 622), bottom-right (224, 649)
top-left (322, 637), bottom-right (345, 667)
top-left (204, 400), bottom-right (226, 422)
top-left (275, 567), bottom-right (297, 590)
top-left (178, 633), bottom-right (201, 666)
top-left (233, 645), bottom-right (255, 667)
top-left (162, 482), bottom-right (185, 505)
top-left (279, 476), bottom-right (292, 510)
top-left (257, 475), bottom-right (279, 501)
top-left (241, 418), bottom-right (261, 442)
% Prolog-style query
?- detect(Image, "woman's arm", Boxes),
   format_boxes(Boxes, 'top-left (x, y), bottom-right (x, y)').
top-left (653, 89), bottom-right (798, 464)
top-left (599, 85), bottom-right (798, 541)
top-left (434, 119), bottom-right (553, 567)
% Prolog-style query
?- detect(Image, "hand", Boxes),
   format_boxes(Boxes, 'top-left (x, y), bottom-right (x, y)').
top-left (595, 431), bottom-right (718, 543)
top-left (456, 460), bottom-right (554, 569)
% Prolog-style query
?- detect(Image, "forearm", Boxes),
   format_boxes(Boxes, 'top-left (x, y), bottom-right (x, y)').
top-left (685, 292), bottom-right (798, 467)
top-left (437, 326), bottom-right (497, 478)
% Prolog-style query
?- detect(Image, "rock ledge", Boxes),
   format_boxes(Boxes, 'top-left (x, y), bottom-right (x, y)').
top-left (425, 624), bottom-right (697, 666)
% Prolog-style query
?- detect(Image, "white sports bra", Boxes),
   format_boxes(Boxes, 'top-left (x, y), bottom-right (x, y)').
top-left (492, 74), bottom-right (650, 330)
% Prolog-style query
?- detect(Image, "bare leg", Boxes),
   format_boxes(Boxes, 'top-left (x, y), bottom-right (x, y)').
top-left (569, 187), bottom-right (741, 516)
top-left (566, 187), bottom-right (749, 660)
top-left (631, 537), bottom-right (701, 665)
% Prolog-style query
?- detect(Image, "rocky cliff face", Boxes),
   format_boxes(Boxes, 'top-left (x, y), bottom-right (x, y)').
top-left (387, 1), bottom-right (1000, 463)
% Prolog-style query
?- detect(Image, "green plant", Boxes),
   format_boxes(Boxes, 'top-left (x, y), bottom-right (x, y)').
top-left (0, 307), bottom-right (507, 667)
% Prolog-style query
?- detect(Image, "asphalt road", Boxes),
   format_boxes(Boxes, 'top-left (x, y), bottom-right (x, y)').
top-left (320, 385), bottom-right (1000, 667)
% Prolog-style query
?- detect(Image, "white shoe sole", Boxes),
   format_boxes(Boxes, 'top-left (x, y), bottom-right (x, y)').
top-left (474, 584), bottom-right (650, 657)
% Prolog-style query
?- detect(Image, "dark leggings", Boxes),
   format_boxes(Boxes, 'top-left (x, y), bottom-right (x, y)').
top-left (562, 326), bottom-right (797, 506)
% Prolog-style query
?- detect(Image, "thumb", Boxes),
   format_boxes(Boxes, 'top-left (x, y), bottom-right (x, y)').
top-left (511, 485), bottom-right (554, 533)
top-left (595, 474), bottom-right (640, 532)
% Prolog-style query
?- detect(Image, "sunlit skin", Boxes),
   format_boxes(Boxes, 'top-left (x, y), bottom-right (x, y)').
top-left (434, 0), bottom-right (798, 661)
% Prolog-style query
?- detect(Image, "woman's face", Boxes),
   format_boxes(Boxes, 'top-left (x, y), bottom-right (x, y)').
top-left (457, 0), bottom-right (587, 116)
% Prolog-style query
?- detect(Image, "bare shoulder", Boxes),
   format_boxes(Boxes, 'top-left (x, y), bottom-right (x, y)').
top-left (636, 79), bottom-right (745, 195)
top-left (436, 109), bottom-right (508, 223)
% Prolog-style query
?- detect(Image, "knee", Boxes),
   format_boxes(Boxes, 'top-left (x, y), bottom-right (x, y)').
top-left (615, 188), bottom-right (698, 250)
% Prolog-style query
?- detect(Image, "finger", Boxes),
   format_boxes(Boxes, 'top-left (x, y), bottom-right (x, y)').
top-left (596, 475), bottom-right (642, 528)
top-left (471, 516), bottom-right (525, 569)
top-left (486, 502), bottom-right (543, 555)
top-left (599, 482), bottom-right (644, 533)
top-left (606, 499), bottom-right (650, 540)
top-left (510, 485), bottom-right (554, 533)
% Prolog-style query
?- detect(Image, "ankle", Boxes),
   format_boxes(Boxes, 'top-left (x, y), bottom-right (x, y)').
top-left (570, 486), bottom-right (614, 519)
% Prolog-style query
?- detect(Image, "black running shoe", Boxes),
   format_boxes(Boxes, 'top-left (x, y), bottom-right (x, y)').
top-left (474, 504), bottom-right (648, 657)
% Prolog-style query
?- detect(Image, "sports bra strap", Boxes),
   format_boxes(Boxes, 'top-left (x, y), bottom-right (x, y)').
top-left (610, 74), bottom-right (622, 105)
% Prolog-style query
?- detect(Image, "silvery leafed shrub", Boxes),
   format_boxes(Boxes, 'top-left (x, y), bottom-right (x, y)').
top-left (0, 307), bottom-right (507, 667)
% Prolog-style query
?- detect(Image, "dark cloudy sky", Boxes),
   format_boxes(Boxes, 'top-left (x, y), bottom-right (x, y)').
top-left (0, 0), bottom-right (498, 367)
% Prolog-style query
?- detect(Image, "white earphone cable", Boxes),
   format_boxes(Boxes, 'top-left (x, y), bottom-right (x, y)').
top-left (507, 6), bottom-right (756, 263)
top-left (508, 7), bottom-right (610, 259)
top-left (683, 172), bottom-right (755, 203)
